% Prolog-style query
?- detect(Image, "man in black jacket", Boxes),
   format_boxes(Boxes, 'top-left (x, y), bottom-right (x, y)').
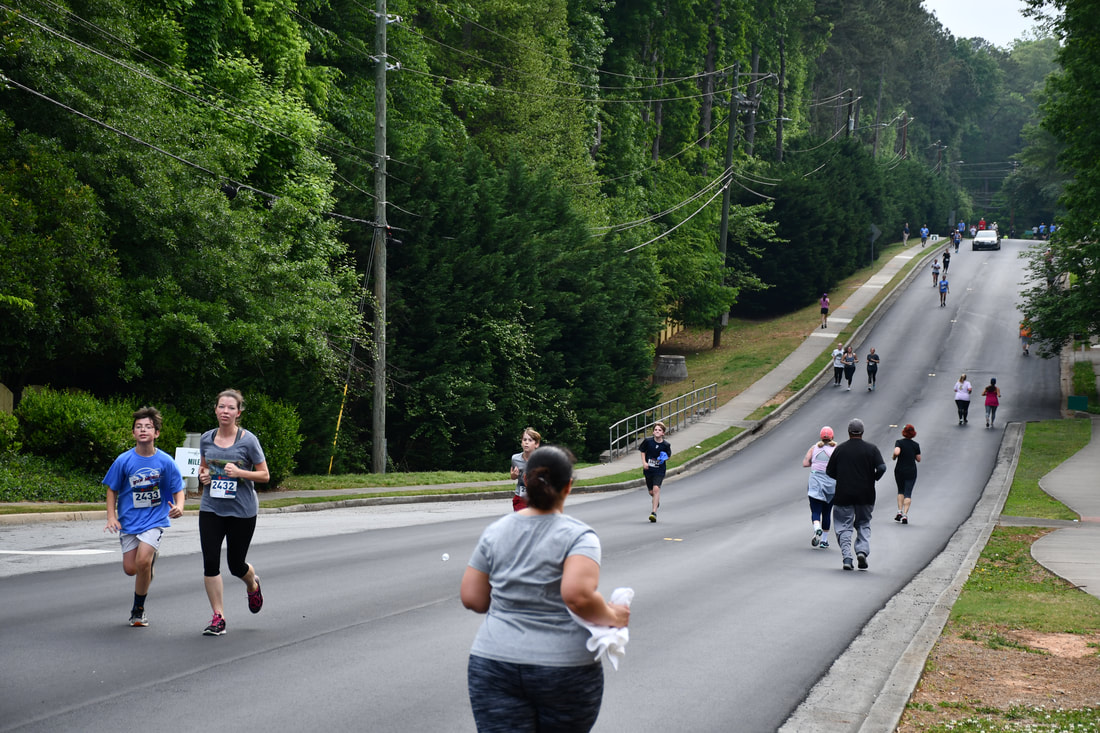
top-left (825, 418), bottom-right (886, 571)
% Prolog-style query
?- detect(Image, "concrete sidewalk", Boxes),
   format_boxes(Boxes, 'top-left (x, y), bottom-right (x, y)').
top-left (1031, 414), bottom-right (1100, 601)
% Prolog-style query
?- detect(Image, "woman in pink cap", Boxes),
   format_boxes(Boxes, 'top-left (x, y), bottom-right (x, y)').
top-left (802, 426), bottom-right (837, 548)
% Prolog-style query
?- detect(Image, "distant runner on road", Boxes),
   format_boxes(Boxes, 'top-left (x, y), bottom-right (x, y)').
top-left (639, 422), bottom-right (671, 523)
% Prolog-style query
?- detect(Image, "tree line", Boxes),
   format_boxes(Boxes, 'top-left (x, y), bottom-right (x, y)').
top-left (0, 0), bottom-right (1059, 474)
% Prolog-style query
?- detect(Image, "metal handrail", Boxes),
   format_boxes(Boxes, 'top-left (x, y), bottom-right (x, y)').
top-left (607, 383), bottom-right (718, 461)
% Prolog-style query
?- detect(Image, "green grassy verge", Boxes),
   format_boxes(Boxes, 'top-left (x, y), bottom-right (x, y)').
top-left (259, 485), bottom-right (514, 509)
top-left (949, 525), bottom-right (1100, 631)
top-left (908, 706), bottom-right (1099, 732)
top-left (1000, 419), bottom-right (1089, 520)
top-left (954, 418), bottom-right (1096, 626)
top-left (901, 418), bottom-right (1100, 731)
top-left (281, 470), bottom-right (507, 491)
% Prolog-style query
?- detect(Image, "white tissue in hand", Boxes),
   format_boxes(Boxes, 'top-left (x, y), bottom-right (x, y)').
top-left (569, 587), bottom-right (634, 671)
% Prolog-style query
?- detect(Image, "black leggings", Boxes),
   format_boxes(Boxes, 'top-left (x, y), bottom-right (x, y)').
top-left (199, 511), bottom-right (257, 578)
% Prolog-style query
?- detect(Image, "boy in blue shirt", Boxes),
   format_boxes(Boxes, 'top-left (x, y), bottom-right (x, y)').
top-left (103, 406), bottom-right (186, 627)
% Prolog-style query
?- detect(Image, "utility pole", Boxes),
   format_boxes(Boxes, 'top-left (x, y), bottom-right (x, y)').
top-left (871, 62), bottom-right (885, 158)
top-left (744, 47), bottom-right (760, 157)
top-left (776, 37), bottom-right (786, 162)
top-left (713, 66), bottom-right (739, 349)
top-left (371, 0), bottom-right (389, 473)
top-left (845, 89), bottom-right (854, 138)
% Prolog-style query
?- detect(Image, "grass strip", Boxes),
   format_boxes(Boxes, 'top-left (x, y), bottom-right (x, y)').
top-left (1000, 419), bottom-right (1089, 520)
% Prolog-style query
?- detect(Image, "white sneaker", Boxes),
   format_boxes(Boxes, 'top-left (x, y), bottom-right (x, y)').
top-left (811, 528), bottom-right (822, 547)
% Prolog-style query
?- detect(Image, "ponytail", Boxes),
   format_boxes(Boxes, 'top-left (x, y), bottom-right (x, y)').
top-left (523, 446), bottom-right (575, 510)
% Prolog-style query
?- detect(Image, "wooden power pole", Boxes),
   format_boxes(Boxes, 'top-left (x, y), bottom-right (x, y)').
top-left (713, 67), bottom-right (739, 349)
top-left (372, 0), bottom-right (389, 473)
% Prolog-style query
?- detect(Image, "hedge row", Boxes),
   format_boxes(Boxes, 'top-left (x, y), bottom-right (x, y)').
top-left (8, 387), bottom-right (302, 491)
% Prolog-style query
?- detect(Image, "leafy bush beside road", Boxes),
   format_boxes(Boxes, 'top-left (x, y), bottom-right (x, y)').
top-left (0, 453), bottom-right (102, 503)
top-left (0, 411), bottom-right (20, 454)
top-left (15, 388), bottom-right (187, 473)
top-left (241, 394), bottom-right (302, 489)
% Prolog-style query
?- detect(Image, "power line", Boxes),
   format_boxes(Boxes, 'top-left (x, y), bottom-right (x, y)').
top-left (785, 122), bottom-right (847, 155)
top-left (395, 60), bottom-right (739, 105)
top-left (595, 167), bottom-right (729, 234)
top-left (622, 182), bottom-right (728, 253)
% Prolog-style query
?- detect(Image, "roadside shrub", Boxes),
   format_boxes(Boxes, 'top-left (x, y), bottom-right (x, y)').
top-left (16, 388), bottom-right (131, 472)
top-left (14, 388), bottom-right (187, 473)
top-left (0, 411), bottom-right (20, 453)
top-left (241, 393), bottom-right (302, 489)
top-left (0, 452), bottom-right (103, 502)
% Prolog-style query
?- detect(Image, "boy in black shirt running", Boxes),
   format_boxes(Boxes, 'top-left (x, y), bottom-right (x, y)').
top-left (639, 422), bottom-right (672, 522)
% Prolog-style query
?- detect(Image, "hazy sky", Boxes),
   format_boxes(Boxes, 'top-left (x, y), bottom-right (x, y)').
top-left (922, 0), bottom-right (1040, 48)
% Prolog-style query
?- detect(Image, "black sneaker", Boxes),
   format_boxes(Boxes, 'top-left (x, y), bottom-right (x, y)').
top-left (894, 513), bottom-right (903, 522)
top-left (857, 553), bottom-right (868, 570)
top-left (648, 512), bottom-right (657, 523)
top-left (842, 557), bottom-right (854, 571)
top-left (129, 607), bottom-right (148, 627)
top-left (203, 613), bottom-right (226, 636)
top-left (901, 516), bottom-right (908, 525)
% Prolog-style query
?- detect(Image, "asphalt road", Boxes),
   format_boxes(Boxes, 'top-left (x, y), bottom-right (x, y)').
top-left (0, 239), bottom-right (1060, 732)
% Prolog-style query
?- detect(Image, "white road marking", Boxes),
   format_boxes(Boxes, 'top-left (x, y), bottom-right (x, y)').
top-left (0, 549), bottom-right (114, 556)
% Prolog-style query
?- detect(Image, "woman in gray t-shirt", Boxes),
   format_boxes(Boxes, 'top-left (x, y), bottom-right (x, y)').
top-left (461, 446), bottom-right (630, 732)
top-left (197, 389), bottom-right (269, 636)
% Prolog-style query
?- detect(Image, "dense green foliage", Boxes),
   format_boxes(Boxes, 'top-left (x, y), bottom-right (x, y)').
top-left (0, 0), bottom-right (1054, 472)
top-left (1018, 0), bottom-right (1100, 354)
